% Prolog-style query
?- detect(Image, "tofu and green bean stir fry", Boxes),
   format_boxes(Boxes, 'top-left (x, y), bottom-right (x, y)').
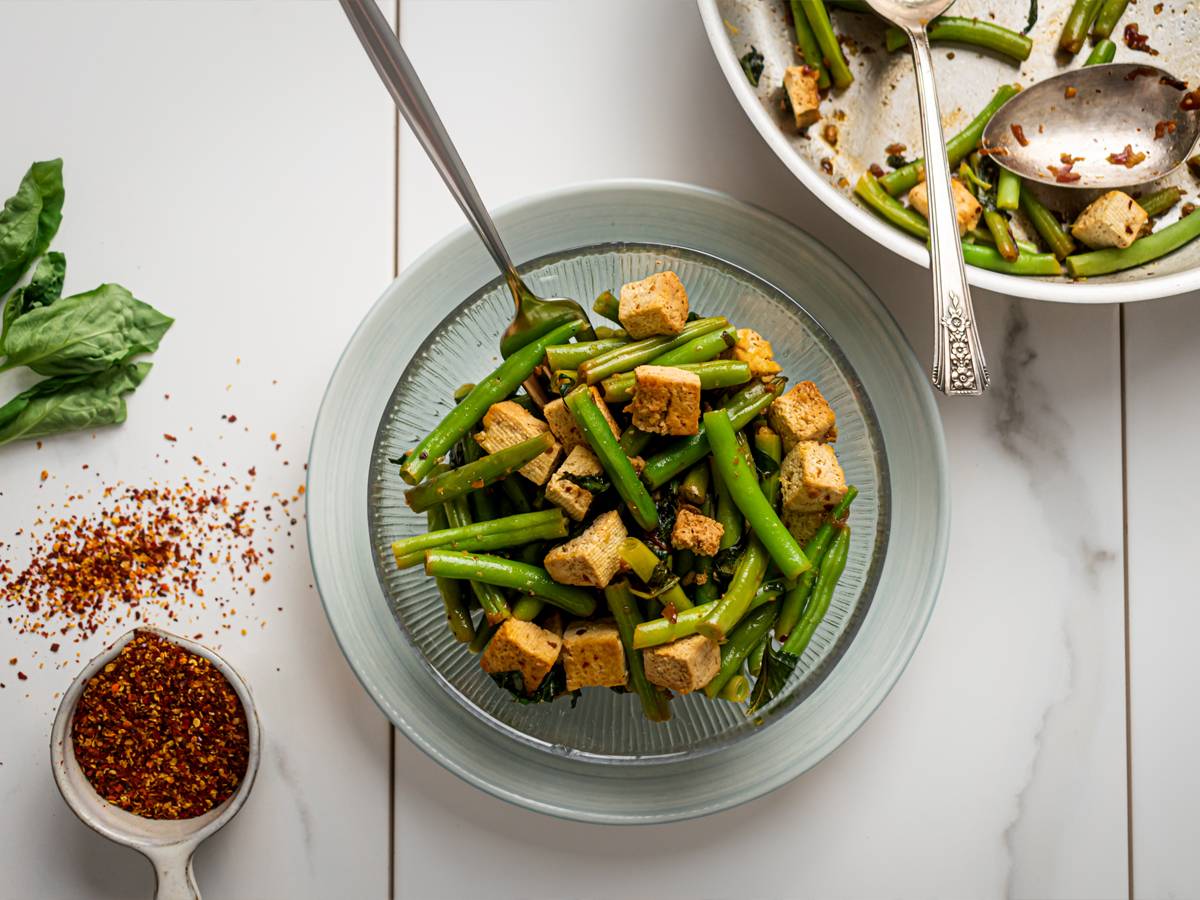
top-left (761, 0), bottom-right (1200, 278)
top-left (391, 271), bottom-right (856, 720)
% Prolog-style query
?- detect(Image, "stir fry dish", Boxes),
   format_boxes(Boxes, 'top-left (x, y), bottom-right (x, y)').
top-left (763, 0), bottom-right (1200, 278)
top-left (391, 272), bottom-right (857, 721)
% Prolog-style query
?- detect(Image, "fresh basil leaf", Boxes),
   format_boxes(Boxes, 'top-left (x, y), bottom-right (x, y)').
top-left (2, 252), bottom-right (67, 347)
top-left (560, 471), bottom-right (610, 493)
top-left (628, 574), bottom-right (680, 601)
top-left (1023, 0), bottom-right (1038, 34)
top-left (489, 665), bottom-right (578, 706)
top-left (0, 159), bottom-right (64, 297)
top-left (746, 642), bottom-right (799, 715)
top-left (1, 283), bottom-right (173, 375)
top-left (739, 46), bottom-right (764, 87)
top-left (714, 542), bottom-right (744, 579)
top-left (0, 362), bottom-right (151, 446)
top-left (751, 446), bottom-right (781, 478)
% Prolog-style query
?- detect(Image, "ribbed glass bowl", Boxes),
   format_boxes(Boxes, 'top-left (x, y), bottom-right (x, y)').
top-left (367, 244), bottom-right (888, 761)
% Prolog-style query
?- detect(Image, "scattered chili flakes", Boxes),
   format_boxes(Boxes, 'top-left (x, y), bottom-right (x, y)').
top-left (1183, 202), bottom-right (1197, 218)
top-left (17, 671), bottom-right (26, 681)
top-left (868, 162), bottom-right (885, 178)
top-left (1011, 124), bottom-right (1029, 147)
top-left (1065, 86), bottom-right (1078, 99)
top-left (1108, 144), bottom-right (1147, 168)
top-left (1123, 23), bottom-right (1158, 55)
top-left (1154, 120), bottom-right (1177, 139)
top-left (1160, 74), bottom-right (1188, 91)
top-left (822, 123), bottom-right (839, 147)
top-left (1049, 153), bottom-right (1083, 183)
top-left (71, 631), bottom-right (249, 819)
top-left (1181, 89), bottom-right (1200, 112)
top-left (39, 471), bottom-right (48, 482)
top-left (819, 157), bottom-right (834, 175)
top-left (163, 434), bottom-right (177, 443)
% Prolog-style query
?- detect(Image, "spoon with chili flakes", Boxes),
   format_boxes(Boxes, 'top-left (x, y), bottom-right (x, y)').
top-left (982, 63), bottom-right (1200, 189)
top-left (50, 628), bottom-right (261, 900)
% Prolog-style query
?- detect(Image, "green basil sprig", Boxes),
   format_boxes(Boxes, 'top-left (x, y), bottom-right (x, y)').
top-left (0, 159), bottom-right (64, 297)
top-left (0, 362), bottom-right (151, 446)
top-left (1, 251), bottom-right (65, 343)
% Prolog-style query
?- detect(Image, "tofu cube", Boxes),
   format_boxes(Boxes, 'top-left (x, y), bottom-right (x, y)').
top-left (768, 381), bottom-right (837, 451)
top-left (731, 328), bottom-right (782, 377)
top-left (561, 619), bottom-right (628, 691)
top-left (545, 445), bottom-right (604, 522)
top-left (475, 400), bottom-right (562, 485)
top-left (907, 178), bottom-right (983, 236)
top-left (543, 388), bottom-right (619, 453)
top-left (1071, 190), bottom-right (1148, 250)
top-left (480, 618), bottom-right (562, 693)
top-left (618, 271), bottom-right (689, 339)
top-left (783, 509), bottom-right (825, 545)
top-left (643, 634), bottom-right (720, 695)
top-left (543, 509), bottom-right (627, 588)
top-left (783, 65), bottom-right (822, 131)
top-left (781, 440), bottom-right (847, 514)
top-left (671, 505), bottom-right (724, 557)
top-left (628, 365), bottom-right (702, 436)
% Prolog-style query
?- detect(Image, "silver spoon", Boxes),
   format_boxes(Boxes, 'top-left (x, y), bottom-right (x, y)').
top-left (338, 0), bottom-right (593, 386)
top-left (863, 0), bottom-right (989, 396)
top-left (983, 63), bottom-right (1199, 189)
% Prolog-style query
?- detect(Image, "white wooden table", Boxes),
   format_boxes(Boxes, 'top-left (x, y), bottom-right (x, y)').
top-left (0, 2), bottom-right (1194, 898)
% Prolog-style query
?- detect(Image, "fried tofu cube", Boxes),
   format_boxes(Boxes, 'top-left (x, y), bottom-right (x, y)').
top-left (783, 65), bottom-right (821, 131)
top-left (781, 440), bottom-right (847, 514)
top-left (545, 445), bottom-right (604, 522)
top-left (783, 509), bottom-right (824, 545)
top-left (618, 271), bottom-right (689, 339)
top-left (768, 381), bottom-right (836, 451)
top-left (544, 509), bottom-right (627, 588)
top-left (475, 400), bottom-right (562, 485)
top-left (628, 365), bottom-right (701, 436)
top-left (643, 634), bottom-right (720, 695)
top-left (731, 328), bottom-right (782, 377)
top-left (543, 388), bottom-right (619, 453)
top-left (480, 618), bottom-right (562, 693)
top-left (1071, 190), bottom-right (1148, 250)
top-left (562, 619), bottom-right (628, 691)
top-left (671, 505), bottom-right (724, 557)
top-left (907, 178), bottom-right (983, 236)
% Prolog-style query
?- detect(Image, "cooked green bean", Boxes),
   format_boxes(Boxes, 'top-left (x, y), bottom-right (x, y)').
top-left (679, 461), bottom-right (710, 506)
top-left (1019, 188), bottom-right (1076, 260)
top-left (1138, 187), bottom-right (1181, 219)
top-left (601, 360), bottom-right (750, 404)
top-left (962, 242), bottom-right (1062, 276)
top-left (782, 525), bottom-right (851, 656)
top-left (468, 621), bottom-right (499, 654)
top-left (498, 474), bottom-right (533, 513)
top-left (775, 486), bottom-right (857, 640)
top-left (425, 551), bottom-right (596, 617)
top-left (545, 338), bottom-right (627, 371)
top-left (632, 585), bottom-right (778, 650)
top-left (1066, 209), bottom-right (1200, 277)
top-left (404, 432), bottom-right (554, 513)
top-left (643, 326), bottom-right (739, 369)
top-left (1060, 0), bottom-right (1104, 54)
top-left (442, 498), bottom-right (511, 623)
top-left (711, 458), bottom-right (743, 550)
top-left (593, 326), bottom-right (627, 340)
top-left (578, 317), bottom-right (728, 384)
top-left (996, 168), bottom-right (1021, 211)
top-left (459, 428), bottom-right (500, 522)
top-left (606, 582), bottom-right (671, 722)
top-left (427, 504), bottom-right (475, 643)
top-left (592, 290), bottom-right (620, 323)
top-left (1085, 37), bottom-right (1117, 65)
top-left (392, 511), bottom-right (569, 568)
top-left (705, 606), bottom-right (776, 699)
top-left (620, 538), bottom-right (693, 612)
top-left (641, 379), bottom-right (784, 489)
top-left (700, 539), bottom-right (769, 642)
top-left (983, 209), bottom-right (1019, 262)
top-left (798, 0), bottom-right (853, 90)
top-left (718, 674), bottom-right (751, 703)
top-left (748, 636), bottom-right (768, 679)
top-left (401, 320), bottom-right (583, 484)
top-left (565, 385), bottom-right (658, 530)
top-left (1090, 0), bottom-right (1128, 40)
top-left (789, 0), bottom-right (830, 90)
top-left (511, 596), bottom-right (545, 621)
top-left (856, 172), bottom-right (931, 239)
top-left (619, 425), bottom-right (653, 456)
top-left (884, 17), bottom-right (1032, 62)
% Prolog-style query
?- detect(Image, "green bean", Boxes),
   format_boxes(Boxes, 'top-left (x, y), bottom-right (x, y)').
top-left (718, 675), bottom-right (751, 703)
top-left (694, 553), bottom-right (719, 604)
top-left (578, 317), bottom-right (729, 384)
top-left (855, 172), bottom-right (931, 239)
top-left (983, 209), bottom-right (1019, 262)
top-left (565, 385), bottom-right (658, 530)
top-left (782, 525), bottom-right (851, 656)
top-left (643, 326), bottom-right (739, 369)
top-left (601, 360), bottom-right (750, 404)
top-left (393, 520), bottom-right (567, 569)
top-left (711, 458), bottom-right (743, 550)
top-left (884, 18), bottom-right (1032, 62)
top-left (1020, 188), bottom-right (1076, 259)
top-left (620, 538), bottom-right (693, 612)
top-left (544, 338), bottom-right (627, 371)
top-left (700, 539), bottom-right (769, 642)
top-left (704, 409), bottom-right (810, 582)
top-left (879, 84), bottom-right (1020, 196)
top-left (459, 428), bottom-right (501, 522)
top-left (425, 551), bottom-right (596, 617)
top-left (966, 227), bottom-right (1040, 255)
top-left (1090, 0), bottom-right (1128, 41)
top-left (641, 379), bottom-right (785, 489)
top-left (619, 425), bottom-right (653, 456)
top-left (404, 433), bottom-right (554, 513)
top-left (789, 0), bottom-right (830, 90)
top-left (1066, 209), bottom-right (1200, 277)
top-left (593, 326), bottom-right (627, 340)
top-left (442, 499), bottom-right (511, 623)
top-left (1085, 37), bottom-right (1117, 65)
top-left (1138, 187), bottom-right (1181, 219)
top-left (633, 583), bottom-right (779, 649)
top-left (511, 596), bottom-right (545, 621)
top-left (426, 505), bottom-right (475, 643)
top-left (498, 474), bottom-right (532, 513)
top-left (748, 636), bottom-right (768, 679)
top-left (1060, 0), bottom-right (1104, 54)
top-left (468, 620), bottom-right (499, 654)
top-left (775, 486), bottom-right (857, 640)
top-left (996, 168), bottom-right (1021, 211)
top-left (400, 320), bottom-right (583, 484)
top-left (705, 606), bottom-right (776, 699)
top-left (962, 242), bottom-right (1061, 275)
top-left (679, 461), bottom-right (710, 506)
top-left (592, 290), bottom-right (620, 323)
top-left (453, 383), bottom-right (475, 402)
top-left (392, 509), bottom-right (567, 567)
top-left (606, 582), bottom-right (672, 722)
top-left (798, 0), bottom-right (853, 90)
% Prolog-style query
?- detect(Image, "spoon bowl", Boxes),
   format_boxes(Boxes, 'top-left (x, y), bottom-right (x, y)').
top-left (983, 64), bottom-right (1200, 189)
top-left (50, 627), bottom-right (261, 900)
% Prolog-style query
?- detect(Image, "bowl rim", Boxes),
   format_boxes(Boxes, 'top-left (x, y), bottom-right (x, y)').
top-left (696, 0), bottom-right (1200, 305)
top-left (307, 178), bottom-right (950, 823)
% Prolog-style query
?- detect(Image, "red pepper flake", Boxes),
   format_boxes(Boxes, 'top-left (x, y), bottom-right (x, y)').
top-left (1123, 23), bottom-right (1158, 55)
top-left (868, 162), bottom-right (885, 177)
top-left (884, 142), bottom-right (906, 156)
top-left (17, 671), bottom-right (27, 681)
top-left (1065, 86), bottom-right (1078, 99)
top-left (248, 467), bottom-right (256, 477)
top-left (819, 158), bottom-right (834, 175)
top-left (1183, 203), bottom-right (1197, 218)
top-left (662, 602), bottom-right (678, 624)
top-left (1108, 144), bottom-right (1147, 167)
top-left (1160, 74), bottom-right (1188, 91)
top-left (227, 415), bottom-right (237, 424)
top-left (1154, 120), bottom-right (1177, 140)
top-left (823, 123), bottom-right (839, 147)
top-left (1050, 153), bottom-right (1083, 183)
top-left (1181, 89), bottom-right (1200, 112)
top-left (50, 642), bottom-right (59, 652)
top-left (163, 434), bottom-right (177, 443)
top-left (7, 657), bottom-right (15, 665)
top-left (262, 573), bottom-right (271, 583)
top-left (1011, 124), bottom-right (1029, 147)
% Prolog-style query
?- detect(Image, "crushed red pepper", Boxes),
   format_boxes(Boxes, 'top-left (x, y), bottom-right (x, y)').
top-left (71, 631), bottom-right (249, 819)
top-left (1108, 144), bottom-right (1147, 168)
top-left (1123, 23), bottom-right (1158, 55)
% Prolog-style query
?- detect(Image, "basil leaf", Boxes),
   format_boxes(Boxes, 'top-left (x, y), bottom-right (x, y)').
top-left (488, 665), bottom-right (579, 706)
top-left (560, 471), bottom-right (610, 493)
top-left (746, 643), bottom-right (799, 715)
top-left (2, 283), bottom-right (173, 375)
top-left (0, 159), bottom-right (64, 297)
top-left (2, 252), bottom-right (67, 346)
top-left (0, 362), bottom-right (151, 446)
top-left (739, 46), bottom-right (764, 87)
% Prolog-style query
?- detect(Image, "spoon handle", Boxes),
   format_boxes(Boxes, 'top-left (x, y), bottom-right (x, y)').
top-left (338, 0), bottom-right (521, 292)
top-left (149, 847), bottom-right (200, 900)
top-left (905, 27), bottom-right (990, 396)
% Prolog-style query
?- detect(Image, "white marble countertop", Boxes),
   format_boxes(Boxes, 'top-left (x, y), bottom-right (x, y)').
top-left (0, 2), bottom-right (1195, 898)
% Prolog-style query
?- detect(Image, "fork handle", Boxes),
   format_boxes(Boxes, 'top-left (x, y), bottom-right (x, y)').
top-left (904, 26), bottom-right (990, 396)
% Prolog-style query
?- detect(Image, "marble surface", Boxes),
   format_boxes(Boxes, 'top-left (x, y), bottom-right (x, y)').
top-left (0, 1), bottom-right (1194, 898)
